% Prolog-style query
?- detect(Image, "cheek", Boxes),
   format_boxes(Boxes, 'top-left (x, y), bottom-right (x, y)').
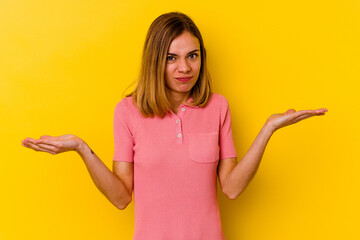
top-left (165, 65), bottom-right (175, 77)
top-left (194, 62), bottom-right (201, 75)
top-left (165, 66), bottom-right (173, 85)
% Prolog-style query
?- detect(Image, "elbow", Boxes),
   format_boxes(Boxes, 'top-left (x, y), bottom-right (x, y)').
top-left (114, 194), bottom-right (132, 210)
top-left (116, 202), bottom-right (129, 210)
top-left (223, 186), bottom-right (243, 200)
top-left (225, 191), bottom-right (240, 200)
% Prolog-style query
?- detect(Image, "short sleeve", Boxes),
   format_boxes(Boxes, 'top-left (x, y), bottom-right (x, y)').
top-left (219, 95), bottom-right (237, 160)
top-left (113, 99), bottom-right (134, 162)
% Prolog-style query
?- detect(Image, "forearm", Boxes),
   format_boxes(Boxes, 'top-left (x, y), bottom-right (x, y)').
top-left (76, 141), bottom-right (131, 209)
top-left (225, 123), bottom-right (275, 199)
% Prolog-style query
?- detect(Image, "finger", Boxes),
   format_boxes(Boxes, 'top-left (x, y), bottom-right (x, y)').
top-left (40, 135), bottom-right (58, 140)
top-left (23, 137), bottom-right (38, 143)
top-left (291, 110), bottom-right (317, 119)
top-left (292, 114), bottom-right (317, 123)
top-left (23, 138), bottom-right (40, 146)
top-left (294, 109), bottom-right (327, 117)
top-left (285, 109), bottom-right (327, 124)
top-left (24, 140), bottom-right (58, 154)
top-left (285, 109), bottom-right (296, 115)
top-left (36, 143), bottom-right (58, 153)
top-left (296, 110), bottom-right (327, 120)
top-left (24, 141), bottom-right (43, 150)
top-left (25, 142), bottom-right (56, 155)
top-left (22, 138), bottom-right (35, 146)
top-left (21, 141), bottom-right (30, 148)
top-left (295, 109), bottom-right (327, 118)
top-left (35, 139), bottom-right (62, 153)
top-left (315, 108), bottom-right (328, 112)
top-left (34, 139), bottom-right (61, 153)
top-left (314, 109), bottom-right (328, 115)
top-left (34, 139), bottom-right (60, 146)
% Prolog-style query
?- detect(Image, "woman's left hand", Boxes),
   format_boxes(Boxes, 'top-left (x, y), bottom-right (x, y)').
top-left (265, 108), bottom-right (328, 132)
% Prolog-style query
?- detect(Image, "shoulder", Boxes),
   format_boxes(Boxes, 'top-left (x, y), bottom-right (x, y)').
top-left (209, 93), bottom-right (230, 107)
top-left (210, 93), bottom-right (232, 121)
top-left (115, 96), bottom-right (136, 111)
top-left (211, 93), bottom-right (227, 101)
top-left (114, 96), bottom-right (139, 119)
top-left (201, 93), bottom-right (231, 119)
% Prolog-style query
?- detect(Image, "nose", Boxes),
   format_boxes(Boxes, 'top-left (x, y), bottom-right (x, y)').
top-left (177, 58), bottom-right (191, 73)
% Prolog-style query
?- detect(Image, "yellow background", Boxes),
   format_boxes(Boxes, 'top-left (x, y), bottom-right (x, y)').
top-left (1, 0), bottom-right (359, 239)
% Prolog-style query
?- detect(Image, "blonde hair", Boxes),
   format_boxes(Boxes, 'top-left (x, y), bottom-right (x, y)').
top-left (127, 12), bottom-right (212, 118)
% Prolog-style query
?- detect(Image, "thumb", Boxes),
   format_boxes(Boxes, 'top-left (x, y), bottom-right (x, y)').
top-left (285, 109), bottom-right (296, 115)
top-left (40, 135), bottom-right (57, 140)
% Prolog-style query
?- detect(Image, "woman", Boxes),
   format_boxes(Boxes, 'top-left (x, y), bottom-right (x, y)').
top-left (22, 12), bottom-right (327, 239)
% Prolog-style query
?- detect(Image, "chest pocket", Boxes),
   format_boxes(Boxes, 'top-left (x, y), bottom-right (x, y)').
top-left (188, 132), bottom-right (219, 163)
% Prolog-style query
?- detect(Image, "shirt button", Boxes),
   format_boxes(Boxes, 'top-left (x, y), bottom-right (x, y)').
top-left (181, 107), bottom-right (185, 112)
top-left (177, 133), bottom-right (182, 138)
top-left (176, 120), bottom-right (180, 124)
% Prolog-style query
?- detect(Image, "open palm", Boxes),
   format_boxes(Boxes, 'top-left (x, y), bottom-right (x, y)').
top-left (266, 108), bottom-right (328, 132)
top-left (22, 134), bottom-right (83, 155)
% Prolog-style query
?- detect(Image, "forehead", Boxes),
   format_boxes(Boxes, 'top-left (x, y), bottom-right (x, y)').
top-left (168, 31), bottom-right (200, 54)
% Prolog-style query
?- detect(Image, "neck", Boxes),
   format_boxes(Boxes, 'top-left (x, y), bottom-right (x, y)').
top-left (167, 91), bottom-right (191, 113)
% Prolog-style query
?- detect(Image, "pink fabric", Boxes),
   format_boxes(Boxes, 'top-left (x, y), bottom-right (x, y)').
top-left (113, 93), bottom-right (237, 240)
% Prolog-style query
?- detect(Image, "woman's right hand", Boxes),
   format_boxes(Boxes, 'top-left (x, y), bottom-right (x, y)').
top-left (22, 134), bottom-right (84, 155)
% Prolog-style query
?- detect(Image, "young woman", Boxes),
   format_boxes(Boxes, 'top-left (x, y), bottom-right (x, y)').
top-left (22, 12), bottom-right (328, 239)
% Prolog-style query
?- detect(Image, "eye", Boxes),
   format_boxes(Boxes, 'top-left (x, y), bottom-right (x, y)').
top-left (188, 53), bottom-right (198, 59)
top-left (167, 56), bottom-right (175, 61)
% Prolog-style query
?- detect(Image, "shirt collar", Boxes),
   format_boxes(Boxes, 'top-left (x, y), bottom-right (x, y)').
top-left (184, 97), bottom-right (200, 109)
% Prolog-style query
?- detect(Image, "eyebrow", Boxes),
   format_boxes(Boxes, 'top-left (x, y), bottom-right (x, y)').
top-left (167, 49), bottom-right (200, 56)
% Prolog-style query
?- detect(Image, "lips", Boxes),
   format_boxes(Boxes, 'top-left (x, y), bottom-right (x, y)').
top-left (176, 76), bottom-right (192, 82)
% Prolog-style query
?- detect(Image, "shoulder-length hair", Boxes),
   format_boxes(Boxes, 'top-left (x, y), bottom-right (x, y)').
top-left (127, 12), bottom-right (213, 118)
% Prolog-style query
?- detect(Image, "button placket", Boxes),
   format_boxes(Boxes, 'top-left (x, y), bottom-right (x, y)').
top-left (175, 105), bottom-right (186, 144)
top-left (175, 117), bottom-right (183, 143)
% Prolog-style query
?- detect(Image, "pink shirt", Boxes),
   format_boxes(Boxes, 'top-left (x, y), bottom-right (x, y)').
top-left (113, 93), bottom-right (237, 240)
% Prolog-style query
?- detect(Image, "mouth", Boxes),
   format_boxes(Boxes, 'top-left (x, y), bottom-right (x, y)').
top-left (176, 76), bottom-right (192, 82)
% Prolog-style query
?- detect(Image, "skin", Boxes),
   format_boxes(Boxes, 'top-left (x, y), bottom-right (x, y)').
top-left (164, 31), bottom-right (201, 114)
top-left (218, 108), bottom-right (327, 199)
top-left (21, 31), bottom-right (328, 208)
